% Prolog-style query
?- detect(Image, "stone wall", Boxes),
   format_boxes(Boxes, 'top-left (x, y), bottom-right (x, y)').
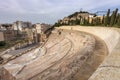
top-left (58, 26), bottom-right (120, 80)
top-left (58, 26), bottom-right (120, 53)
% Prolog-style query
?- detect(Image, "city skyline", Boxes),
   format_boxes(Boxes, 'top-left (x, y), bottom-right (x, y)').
top-left (0, 0), bottom-right (120, 24)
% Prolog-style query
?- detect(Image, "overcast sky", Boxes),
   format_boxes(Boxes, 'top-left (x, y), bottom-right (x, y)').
top-left (0, 0), bottom-right (120, 24)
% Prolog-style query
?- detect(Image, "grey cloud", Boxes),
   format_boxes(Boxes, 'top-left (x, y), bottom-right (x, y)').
top-left (0, 0), bottom-right (120, 24)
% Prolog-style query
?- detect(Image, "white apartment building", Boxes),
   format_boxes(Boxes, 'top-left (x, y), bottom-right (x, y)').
top-left (13, 21), bottom-right (32, 32)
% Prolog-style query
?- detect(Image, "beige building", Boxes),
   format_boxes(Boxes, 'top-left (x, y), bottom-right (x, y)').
top-left (58, 12), bottom-right (96, 25)
top-left (12, 21), bottom-right (37, 43)
top-left (0, 30), bottom-right (17, 41)
top-left (77, 12), bottom-right (89, 19)
top-left (12, 21), bottom-right (32, 34)
top-left (34, 23), bottom-right (52, 43)
top-left (0, 31), bottom-right (4, 41)
top-left (0, 24), bottom-right (13, 30)
top-left (89, 15), bottom-right (104, 23)
top-left (22, 27), bottom-right (38, 43)
top-left (34, 23), bottom-right (52, 33)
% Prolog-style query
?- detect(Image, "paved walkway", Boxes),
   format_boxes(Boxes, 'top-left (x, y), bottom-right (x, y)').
top-left (1, 43), bottom-right (38, 60)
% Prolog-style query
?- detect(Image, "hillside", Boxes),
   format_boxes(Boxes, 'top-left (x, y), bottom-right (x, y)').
top-left (54, 9), bottom-right (120, 28)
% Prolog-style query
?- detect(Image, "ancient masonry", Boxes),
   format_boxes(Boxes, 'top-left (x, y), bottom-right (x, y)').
top-left (0, 26), bottom-right (120, 80)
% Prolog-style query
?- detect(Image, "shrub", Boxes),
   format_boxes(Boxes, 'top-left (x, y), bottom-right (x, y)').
top-left (0, 41), bottom-right (6, 46)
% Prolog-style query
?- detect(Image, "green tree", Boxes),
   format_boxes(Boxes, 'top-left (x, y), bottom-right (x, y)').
top-left (83, 18), bottom-right (86, 25)
top-left (75, 19), bottom-right (80, 25)
top-left (54, 22), bottom-right (61, 27)
top-left (0, 41), bottom-right (6, 46)
top-left (86, 17), bottom-right (90, 25)
top-left (105, 9), bottom-right (110, 26)
top-left (102, 15), bottom-right (105, 24)
top-left (114, 8), bottom-right (119, 24)
top-left (82, 17), bottom-right (89, 25)
top-left (116, 13), bottom-right (120, 27)
top-left (96, 17), bottom-right (101, 25)
top-left (110, 8), bottom-right (118, 26)
top-left (92, 17), bottom-right (101, 26)
top-left (90, 19), bottom-right (94, 26)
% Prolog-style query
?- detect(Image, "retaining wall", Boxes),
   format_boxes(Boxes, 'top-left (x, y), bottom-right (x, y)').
top-left (58, 26), bottom-right (120, 80)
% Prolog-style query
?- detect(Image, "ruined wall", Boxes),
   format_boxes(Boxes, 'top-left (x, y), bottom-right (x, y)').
top-left (58, 26), bottom-right (120, 80)
top-left (58, 26), bottom-right (120, 53)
